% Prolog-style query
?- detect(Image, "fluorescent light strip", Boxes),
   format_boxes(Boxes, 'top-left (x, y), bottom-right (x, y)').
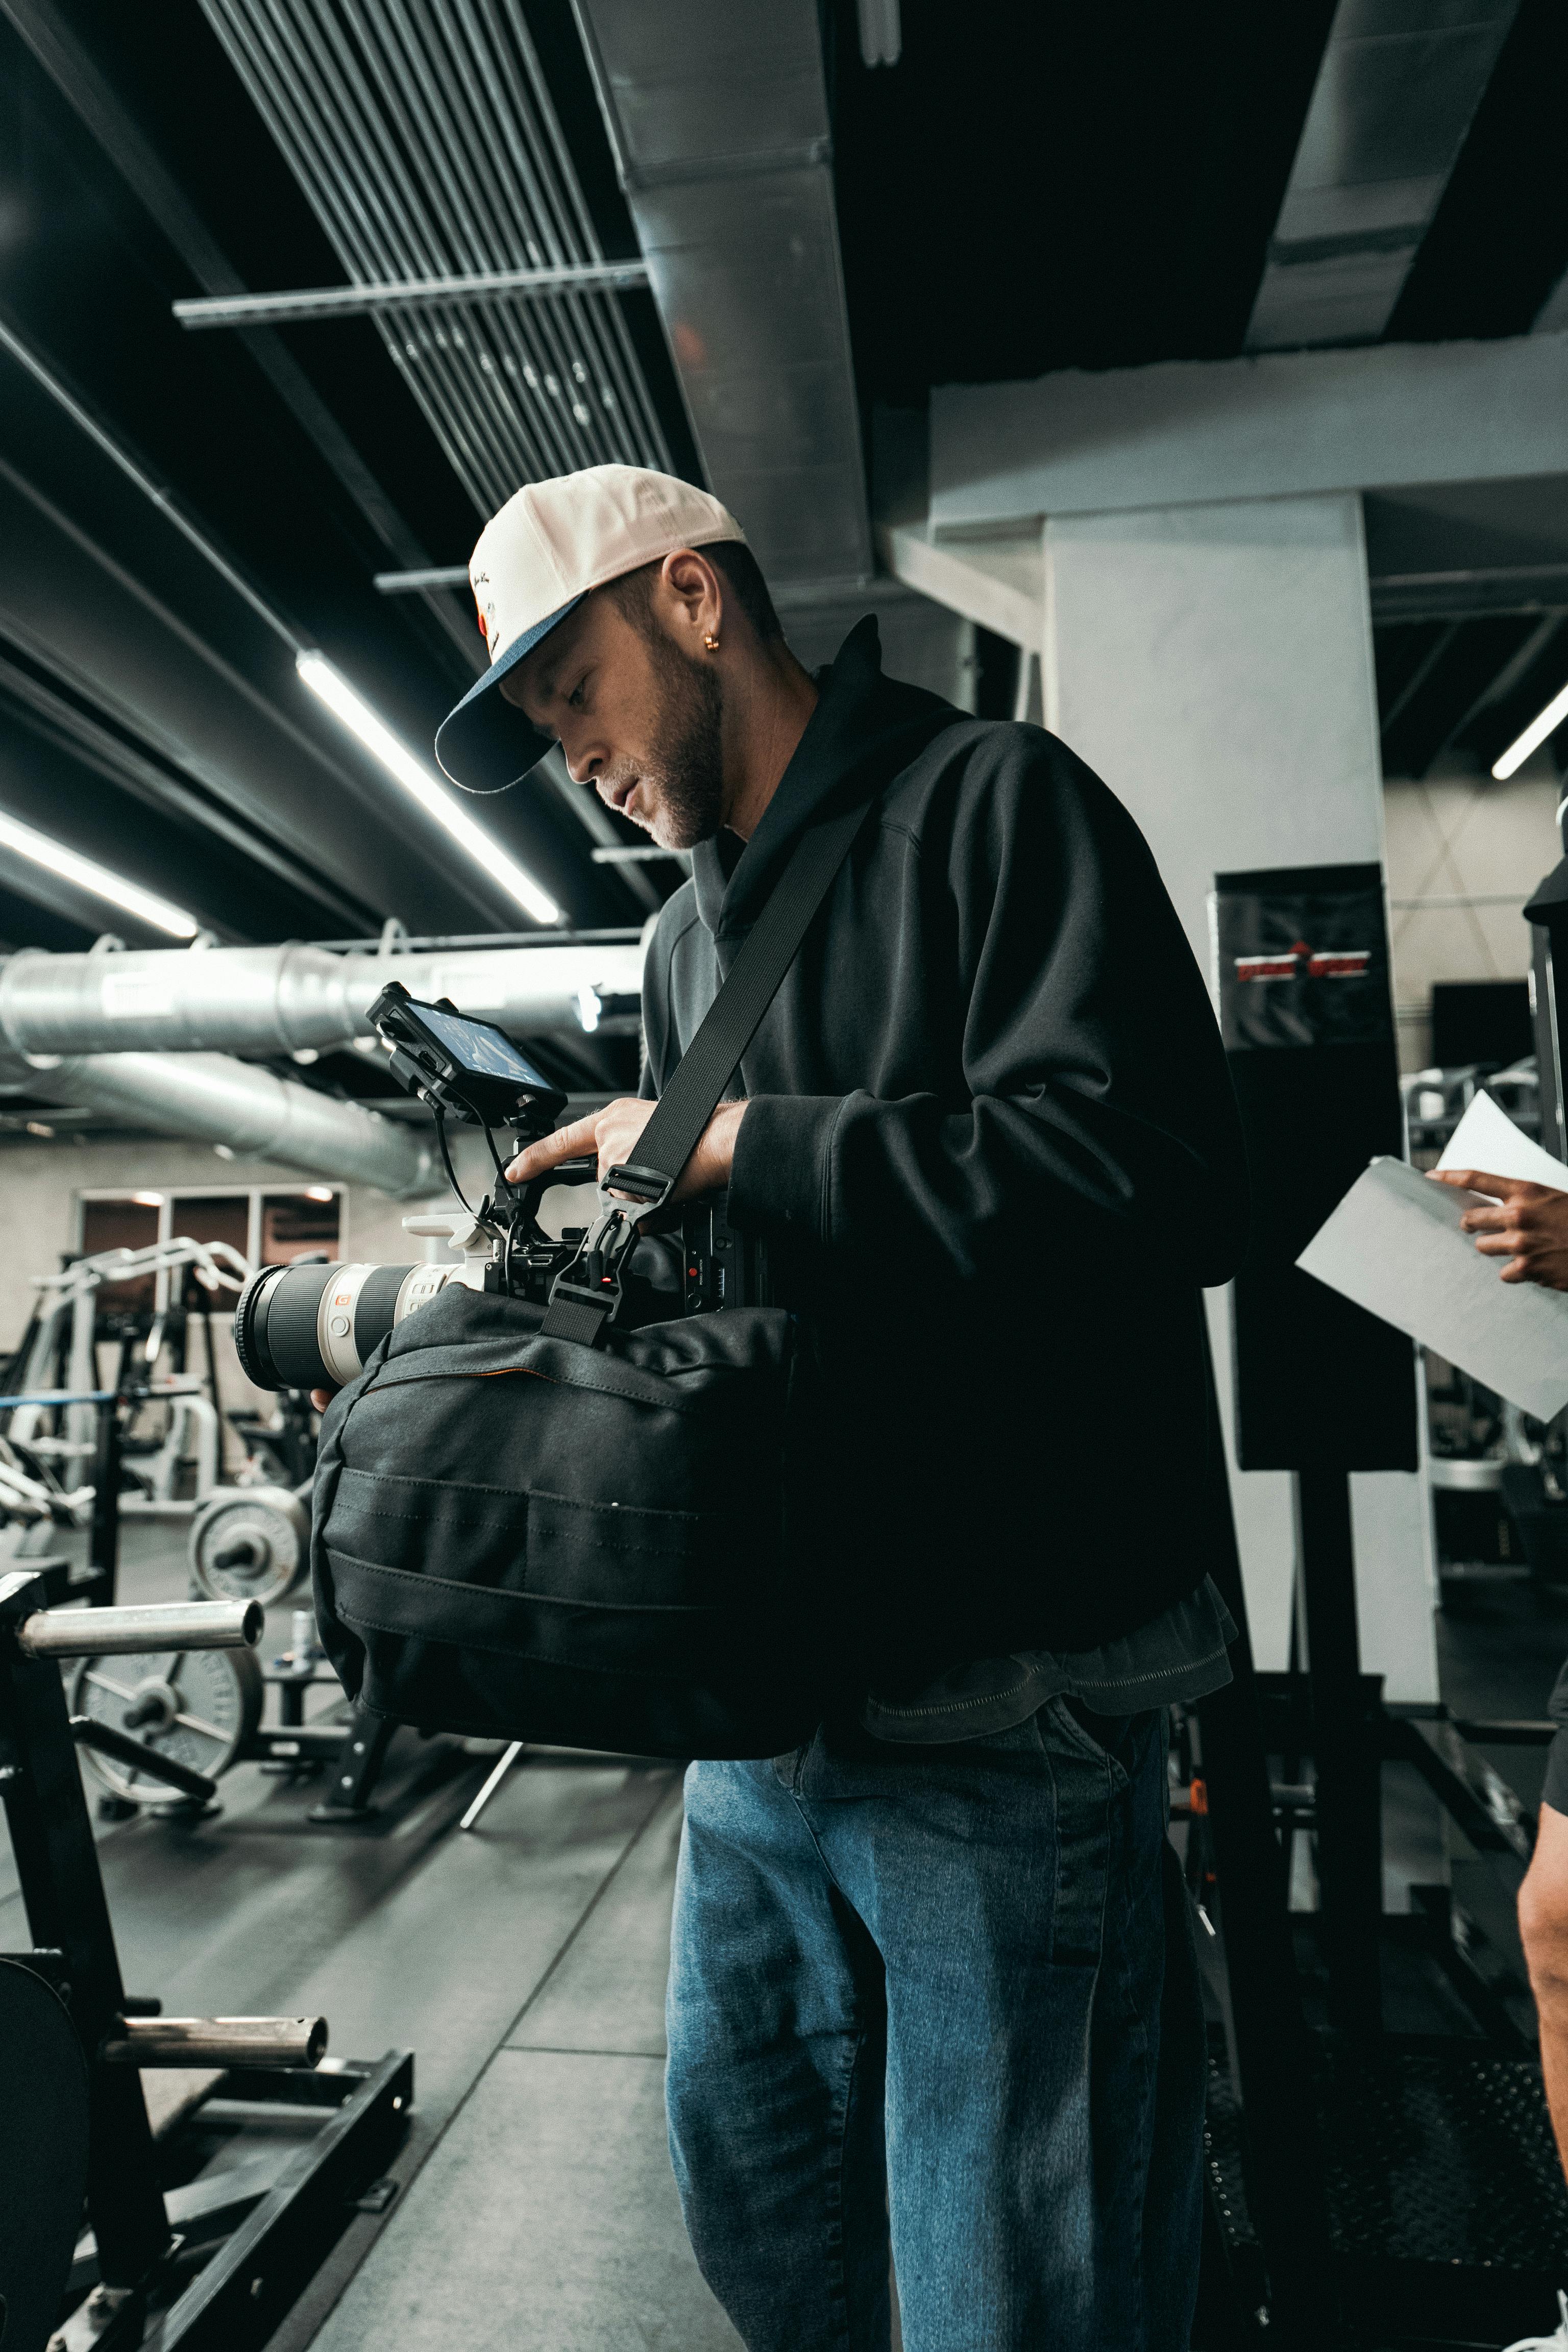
top-left (1493, 678), bottom-right (1568, 781)
top-left (296, 653), bottom-right (561, 926)
top-left (0, 808), bottom-right (198, 938)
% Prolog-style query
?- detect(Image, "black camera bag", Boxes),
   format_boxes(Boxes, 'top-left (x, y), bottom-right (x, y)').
top-left (310, 800), bottom-right (868, 1760)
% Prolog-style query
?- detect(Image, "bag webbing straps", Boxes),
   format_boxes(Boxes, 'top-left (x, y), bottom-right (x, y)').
top-left (542, 796), bottom-right (871, 1345)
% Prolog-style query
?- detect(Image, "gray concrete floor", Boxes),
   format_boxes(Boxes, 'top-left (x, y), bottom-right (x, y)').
top-left (5, 1520), bottom-right (741, 2351)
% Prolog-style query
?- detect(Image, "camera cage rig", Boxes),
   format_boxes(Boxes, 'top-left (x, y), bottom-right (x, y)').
top-left (230, 985), bottom-right (760, 1396)
top-left (366, 981), bottom-right (600, 1303)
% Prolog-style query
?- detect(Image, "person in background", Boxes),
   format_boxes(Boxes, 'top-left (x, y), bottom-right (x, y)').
top-left (1435, 1165), bottom-right (1568, 2176)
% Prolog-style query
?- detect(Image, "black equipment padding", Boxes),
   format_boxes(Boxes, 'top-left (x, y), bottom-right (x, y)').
top-left (1215, 863), bottom-right (1393, 1054)
top-left (0, 1958), bottom-right (89, 2352)
top-left (1217, 863), bottom-right (1417, 1474)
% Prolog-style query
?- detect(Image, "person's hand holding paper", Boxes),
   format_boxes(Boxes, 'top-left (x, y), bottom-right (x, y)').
top-left (1429, 1172), bottom-right (1568, 1289)
top-left (1428, 1084), bottom-right (1568, 1292)
top-left (1295, 1089), bottom-right (1568, 1420)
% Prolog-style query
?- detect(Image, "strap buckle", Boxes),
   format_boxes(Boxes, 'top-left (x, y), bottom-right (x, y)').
top-left (544, 1198), bottom-right (646, 1333)
top-left (601, 1161), bottom-right (675, 1212)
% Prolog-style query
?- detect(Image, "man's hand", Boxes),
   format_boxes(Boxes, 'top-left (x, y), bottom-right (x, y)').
top-left (1430, 1167), bottom-right (1568, 1290)
top-left (507, 1096), bottom-right (748, 1205)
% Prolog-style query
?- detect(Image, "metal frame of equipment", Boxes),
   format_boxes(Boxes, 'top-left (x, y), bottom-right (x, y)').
top-left (1191, 1353), bottom-right (1568, 2349)
top-left (0, 1564), bottom-right (411, 2352)
top-left (0, 1382), bottom-right (443, 1830)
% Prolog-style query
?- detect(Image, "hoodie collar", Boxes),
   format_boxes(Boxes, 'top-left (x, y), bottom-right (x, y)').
top-left (689, 617), bottom-right (958, 938)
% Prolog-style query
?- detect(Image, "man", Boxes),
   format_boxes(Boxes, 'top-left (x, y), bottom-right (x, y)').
top-left (1435, 1161), bottom-right (1568, 2182)
top-left (432, 464), bottom-right (1248, 2349)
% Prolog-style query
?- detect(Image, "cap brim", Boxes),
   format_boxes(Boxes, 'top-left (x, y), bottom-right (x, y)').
top-left (433, 595), bottom-right (582, 793)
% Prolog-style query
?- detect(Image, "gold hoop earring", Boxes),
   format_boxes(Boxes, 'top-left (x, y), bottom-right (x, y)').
top-left (703, 632), bottom-right (720, 652)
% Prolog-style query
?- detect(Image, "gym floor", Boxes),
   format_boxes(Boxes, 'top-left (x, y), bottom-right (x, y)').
top-left (13, 1524), bottom-right (1568, 2350)
top-left (2, 1520), bottom-right (740, 2352)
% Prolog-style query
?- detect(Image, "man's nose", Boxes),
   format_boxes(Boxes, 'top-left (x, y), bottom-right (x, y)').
top-left (562, 738), bottom-right (603, 787)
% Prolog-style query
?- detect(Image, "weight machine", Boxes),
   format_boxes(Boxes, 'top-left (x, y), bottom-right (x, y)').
top-left (0, 1570), bottom-right (411, 2352)
top-left (4, 1237), bottom-right (254, 1515)
top-left (1191, 865), bottom-right (1568, 2349)
top-left (0, 1381), bottom-right (448, 1829)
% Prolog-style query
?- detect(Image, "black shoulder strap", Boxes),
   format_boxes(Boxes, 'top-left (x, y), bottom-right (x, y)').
top-left (541, 794), bottom-right (870, 1344)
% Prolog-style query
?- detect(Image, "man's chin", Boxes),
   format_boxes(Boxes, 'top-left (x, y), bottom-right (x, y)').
top-left (642, 806), bottom-right (716, 853)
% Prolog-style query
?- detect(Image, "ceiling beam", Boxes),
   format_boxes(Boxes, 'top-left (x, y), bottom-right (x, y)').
top-left (874, 519), bottom-right (1040, 651)
top-left (928, 331), bottom-right (1568, 535)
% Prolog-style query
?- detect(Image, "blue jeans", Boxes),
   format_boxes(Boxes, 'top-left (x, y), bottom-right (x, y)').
top-left (665, 1702), bottom-right (1204, 2352)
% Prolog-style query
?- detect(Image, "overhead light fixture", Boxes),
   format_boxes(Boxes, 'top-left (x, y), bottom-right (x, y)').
top-left (304, 1184), bottom-right (335, 1203)
top-left (857, 0), bottom-right (901, 66)
top-left (0, 808), bottom-right (198, 939)
top-left (296, 652), bottom-right (562, 926)
top-left (1492, 679), bottom-right (1568, 780)
top-left (132, 1191), bottom-right (165, 1207)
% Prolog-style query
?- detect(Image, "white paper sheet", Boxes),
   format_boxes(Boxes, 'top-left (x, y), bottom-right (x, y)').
top-left (1296, 1155), bottom-right (1568, 1420)
top-left (1436, 1089), bottom-right (1568, 1193)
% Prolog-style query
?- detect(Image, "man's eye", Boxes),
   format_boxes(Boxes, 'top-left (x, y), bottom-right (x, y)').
top-left (568, 676), bottom-right (588, 710)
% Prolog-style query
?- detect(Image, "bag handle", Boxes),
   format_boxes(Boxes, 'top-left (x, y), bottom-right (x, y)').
top-left (542, 795), bottom-right (871, 1345)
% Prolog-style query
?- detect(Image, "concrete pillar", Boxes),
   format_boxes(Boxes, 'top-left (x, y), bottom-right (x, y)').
top-left (1042, 491), bottom-right (1438, 1700)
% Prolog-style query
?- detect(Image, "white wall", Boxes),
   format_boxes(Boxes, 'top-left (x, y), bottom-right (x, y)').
top-left (1041, 489), bottom-right (1438, 1698)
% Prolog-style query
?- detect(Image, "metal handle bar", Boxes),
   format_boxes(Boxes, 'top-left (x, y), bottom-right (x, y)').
top-left (16, 1598), bottom-right (263, 1658)
top-left (99, 2015), bottom-right (327, 2068)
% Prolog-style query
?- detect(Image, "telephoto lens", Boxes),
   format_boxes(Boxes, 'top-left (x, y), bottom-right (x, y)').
top-left (233, 1259), bottom-right (464, 1393)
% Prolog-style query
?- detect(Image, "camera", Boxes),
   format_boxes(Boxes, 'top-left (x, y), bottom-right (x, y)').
top-left (232, 983), bottom-right (764, 1393)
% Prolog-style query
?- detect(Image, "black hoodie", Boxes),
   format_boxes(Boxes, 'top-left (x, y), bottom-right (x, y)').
top-left (640, 619), bottom-right (1248, 1673)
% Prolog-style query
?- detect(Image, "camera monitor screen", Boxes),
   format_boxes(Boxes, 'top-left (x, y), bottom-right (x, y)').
top-left (415, 1002), bottom-right (552, 1090)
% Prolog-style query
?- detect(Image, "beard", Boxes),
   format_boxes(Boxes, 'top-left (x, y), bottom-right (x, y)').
top-left (618, 633), bottom-right (724, 850)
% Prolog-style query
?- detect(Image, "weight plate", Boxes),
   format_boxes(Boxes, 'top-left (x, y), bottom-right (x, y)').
top-left (69, 1644), bottom-right (264, 1801)
top-left (189, 1486), bottom-right (311, 1606)
top-left (0, 1957), bottom-right (88, 2352)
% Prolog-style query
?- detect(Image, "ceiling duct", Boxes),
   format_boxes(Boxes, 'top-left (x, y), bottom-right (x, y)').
top-left (1247, 0), bottom-right (1521, 351)
top-left (0, 1045), bottom-right (434, 1195)
top-left (571, 0), bottom-right (873, 585)
top-left (199, 0), bottom-right (672, 520)
top-left (0, 940), bottom-right (644, 1058)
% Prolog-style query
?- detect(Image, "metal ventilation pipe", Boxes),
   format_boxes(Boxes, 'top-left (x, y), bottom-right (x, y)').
top-left (0, 1045), bottom-right (434, 1197)
top-left (0, 940), bottom-right (644, 1057)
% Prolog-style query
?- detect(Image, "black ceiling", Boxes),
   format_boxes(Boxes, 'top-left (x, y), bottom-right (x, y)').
top-left (0, 0), bottom-right (1564, 985)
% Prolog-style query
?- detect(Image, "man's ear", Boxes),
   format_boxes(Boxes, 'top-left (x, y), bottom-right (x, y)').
top-left (658, 548), bottom-right (723, 647)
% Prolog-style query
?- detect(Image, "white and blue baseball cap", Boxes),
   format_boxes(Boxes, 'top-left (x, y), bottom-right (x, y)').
top-left (434, 464), bottom-right (747, 794)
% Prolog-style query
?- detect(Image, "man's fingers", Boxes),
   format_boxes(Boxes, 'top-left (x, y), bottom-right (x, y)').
top-left (507, 1111), bottom-right (601, 1181)
top-left (1460, 1203), bottom-right (1512, 1231)
top-left (1432, 1167), bottom-right (1511, 1198)
top-left (1475, 1230), bottom-right (1526, 1257)
top-left (1500, 1259), bottom-right (1531, 1283)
